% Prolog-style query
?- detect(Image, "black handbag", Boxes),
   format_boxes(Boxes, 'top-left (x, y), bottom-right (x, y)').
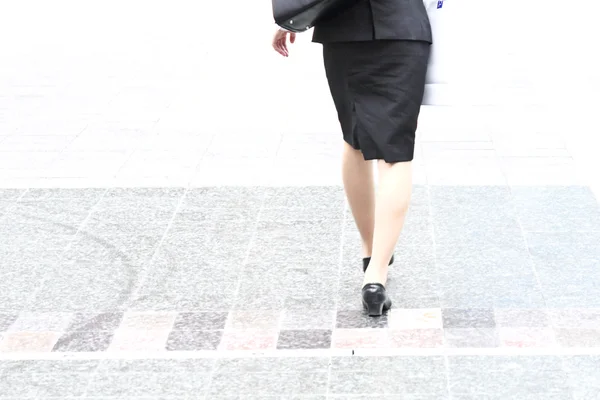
top-left (272, 0), bottom-right (359, 33)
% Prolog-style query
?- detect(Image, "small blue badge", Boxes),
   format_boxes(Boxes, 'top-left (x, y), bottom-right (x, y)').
top-left (437, 0), bottom-right (443, 8)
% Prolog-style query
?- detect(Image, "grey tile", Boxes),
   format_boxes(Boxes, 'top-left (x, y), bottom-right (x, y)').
top-left (210, 358), bottom-right (328, 395)
top-left (276, 330), bottom-right (332, 349)
top-left (442, 309), bottom-right (496, 328)
top-left (98, 358), bottom-right (214, 373)
top-left (563, 356), bottom-right (600, 398)
top-left (52, 331), bottom-right (114, 352)
top-left (0, 263), bottom-right (47, 312)
top-left (184, 187), bottom-right (265, 209)
top-left (256, 219), bottom-right (342, 238)
top-left (66, 313), bottom-right (124, 331)
top-left (64, 232), bottom-right (161, 268)
top-left (173, 312), bottom-right (229, 331)
top-left (261, 207), bottom-right (343, 222)
top-left (555, 329), bottom-right (600, 347)
top-left (105, 187), bottom-right (186, 199)
top-left (263, 186), bottom-right (344, 209)
top-left (448, 356), bottom-right (570, 397)
top-left (494, 309), bottom-right (550, 327)
top-left (329, 356), bottom-right (447, 396)
top-left (173, 207), bottom-right (258, 225)
top-left (435, 228), bottom-right (529, 258)
top-left (0, 189), bottom-right (25, 201)
top-left (136, 287), bottom-right (238, 312)
top-left (444, 328), bottom-right (500, 348)
top-left (21, 188), bottom-right (106, 200)
top-left (430, 186), bottom-right (512, 206)
top-left (336, 310), bottom-right (389, 329)
top-left (281, 309), bottom-right (335, 330)
top-left (526, 231), bottom-right (600, 259)
top-left (87, 372), bottom-right (210, 397)
top-left (166, 330), bottom-right (223, 351)
top-left (226, 310), bottom-right (282, 330)
top-left (157, 232), bottom-right (252, 263)
top-left (29, 260), bottom-right (137, 312)
top-left (512, 186), bottom-right (600, 232)
top-left (0, 359), bottom-right (99, 374)
top-left (8, 312), bottom-right (74, 332)
top-left (548, 309), bottom-right (600, 329)
top-left (0, 314), bottom-right (18, 331)
top-left (0, 372), bottom-right (93, 397)
top-left (209, 371), bottom-right (327, 396)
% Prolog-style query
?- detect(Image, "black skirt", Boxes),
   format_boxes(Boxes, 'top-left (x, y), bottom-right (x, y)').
top-left (323, 40), bottom-right (430, 163)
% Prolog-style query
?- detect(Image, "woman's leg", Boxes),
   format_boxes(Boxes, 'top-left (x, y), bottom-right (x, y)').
top-left (342, 142), bottom-right (376, 258)
top-left (363, 160), bottom-right (413, 286)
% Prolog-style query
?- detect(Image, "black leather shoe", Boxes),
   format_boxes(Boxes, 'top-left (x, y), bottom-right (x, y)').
top-left (362, 283), bottom-right (392, 317)
top-left (362, 255), bottom-right (395, 273)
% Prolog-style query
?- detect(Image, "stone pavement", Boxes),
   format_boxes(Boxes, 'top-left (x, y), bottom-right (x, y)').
top-left (2, 2), bottom-right (600, 398)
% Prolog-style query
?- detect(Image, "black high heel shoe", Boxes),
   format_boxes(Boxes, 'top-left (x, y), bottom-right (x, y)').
top-left (362, 254), bottom-right (395, 273)
top-left (362, 283), bottom-right (392, 317)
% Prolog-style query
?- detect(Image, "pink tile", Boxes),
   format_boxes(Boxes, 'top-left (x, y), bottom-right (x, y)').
top-left (388, 308), bottom-right (443, 330)
top-left (389, 329), bottom-right (444, 348)
top-left (0, 332), bottom-right (59, 353)
top-left (499, 328), bottom-right (557, 348)
top-left (225, 310), bottom-right (282, 330)
top-left (108, 329), bottom-right (170, 352)
top-left (219, 330), bottom-right (278, 351)
top-left (331, 329), bottom-right (389, 349)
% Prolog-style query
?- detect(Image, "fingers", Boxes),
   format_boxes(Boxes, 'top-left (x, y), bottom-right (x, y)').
top-left (272, 30), bottom-right (294, 57)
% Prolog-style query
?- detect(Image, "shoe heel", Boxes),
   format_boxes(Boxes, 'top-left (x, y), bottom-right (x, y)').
top-left (364, 301), bottom-right (385, 317)
top-left (362, 288), bottom-right (387, 317)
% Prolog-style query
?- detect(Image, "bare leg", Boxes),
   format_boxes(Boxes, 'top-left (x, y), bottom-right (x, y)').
top-left (342, 142), bottom-right (375, 258)
top-left (363, 160), bottom-right (413, 286)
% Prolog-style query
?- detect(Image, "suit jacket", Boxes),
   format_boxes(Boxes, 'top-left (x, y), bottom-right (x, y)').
top-left (312, 0), bottom-right (432, 43)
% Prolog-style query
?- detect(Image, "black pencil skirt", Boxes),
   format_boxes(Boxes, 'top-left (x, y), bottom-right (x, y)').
top-left (323, 40), bottom-right (431, 163)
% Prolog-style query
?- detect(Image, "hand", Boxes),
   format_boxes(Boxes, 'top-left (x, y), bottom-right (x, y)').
top-left (272, 29), bottom-right (296, 57)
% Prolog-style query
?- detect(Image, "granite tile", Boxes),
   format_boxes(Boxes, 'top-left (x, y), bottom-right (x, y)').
top-left (511, 186), bottom-right (600, 232)
top-left (329, 356), bottom-right (447, 396)
top-left (28, 260), bottom-right (136, 312)
top-left (444, 328), bottom-right (500, 348)
top-left (277, 330), bottom-right (332, 350)
top-left (563, 356), bottom-right (600, 399)
top-left (119, 312), bottom-right (176, 330)
top-left (336, 310), bottom-right (389, 329)
top-left (104, 187), bottom-right (186, 199)
top-left (108, 329), bottom-right (170, 352)
top-left (0, 359), bottom-right (99, 374)
top-left (280, 309), bottom-right (335, 330)
top-left (226, 310), bottom-right (282, 330)
top-left (184, 187), bottom-right (265, 209)
top-left (331, 329), bottom-right (389, 349)
top-left (214, 357), bottom-right (329, 373)
top-left (66, 312), bottom-right (123, 332)
top-left (87, 372), bottom-right (210, 397)
top-left (21, 188), bottom-right (106, 200)
top-left (98, 358), bottom-right (214, 373)
top-left (0, 314), bottom-right (18, 331)
top-left (263, 186), bottom-right (344, 209)
top-left (261, 207), bottom-right (343, 222)
top-left (494, 309), bottom-right (550, 327)
top-left (129, 289), bottom-right (236, 312)
top-left (389, 329), bottom-right (445, 348)
top-left (430, 186), bottom-right (512, 206)
top-left (388, 308), bottom-right (443, 330)
top-left (209, 370), bottom-right (327, 396)
top-left (166, 330), bottom-right (223, 351)
top-left (555, 329), bottom-right (600, 347)
top-left (0, 371), bottom-right (93, 398)
top-left (52, 331), bottom-right (114, 352)
top-left (499, 327), bottom-right (557, 348)
top-left (246, 233), bottom-right (341, 264)
top-left (442, 309), bottom-right (496, 328)
top-left (173, 312), bottom-right (229, 331)
top-left (548, 308), bottom-right (600, 329)
top-left (0, 189), bottom-right (25, 201)
top-left (219, 330), bottom-right (278, 351)
top-left (0, 331), bottom-right (60, 352)
top-left (448, 356), bottom-right (570, 398)
top-left (526, 231), bottom-right (600, 259)
top-left (8, 312), bottom-right (73, 332)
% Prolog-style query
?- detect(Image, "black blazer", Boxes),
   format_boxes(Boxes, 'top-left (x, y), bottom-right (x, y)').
top-left (312, 0), bottom-right (432, 43)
